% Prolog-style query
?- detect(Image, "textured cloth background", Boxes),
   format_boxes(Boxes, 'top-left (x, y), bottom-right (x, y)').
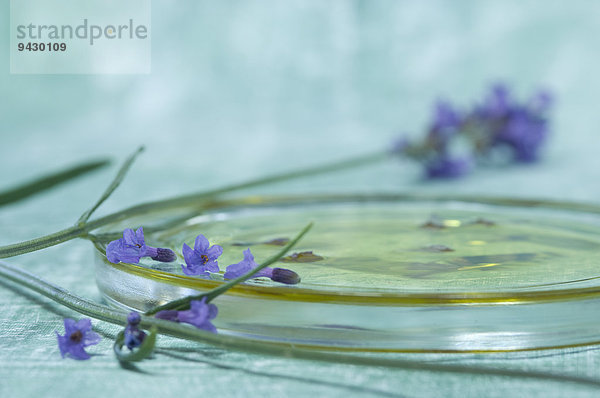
top-left (1, 1), bottom-right (600, 397)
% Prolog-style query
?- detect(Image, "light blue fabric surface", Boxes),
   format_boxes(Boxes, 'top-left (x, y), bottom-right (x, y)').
top-left (1, 1), bottom-right (600, 397)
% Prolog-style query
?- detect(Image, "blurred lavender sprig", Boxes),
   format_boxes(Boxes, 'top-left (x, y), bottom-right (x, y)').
top-left (395, 83), bottom-right (553, 178)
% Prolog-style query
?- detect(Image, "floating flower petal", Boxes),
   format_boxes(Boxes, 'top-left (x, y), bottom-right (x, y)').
top-left (181, 234), bottom-right (223, 276)
top-left (224, 248), bottom-right (301, 285)
top-left (106, 227), bottom-right (175, 264)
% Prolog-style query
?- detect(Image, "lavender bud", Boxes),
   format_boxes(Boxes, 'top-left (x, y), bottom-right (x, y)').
top-left (151, 247), bottom-right (176, 262)
top-left (270, 268), bottom-right (301, 285)
top-left (127, 311), bottom-right (141, 325)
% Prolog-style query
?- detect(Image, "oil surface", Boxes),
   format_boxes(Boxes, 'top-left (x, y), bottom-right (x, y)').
top-left (139, 200), bottom-right (600, 294)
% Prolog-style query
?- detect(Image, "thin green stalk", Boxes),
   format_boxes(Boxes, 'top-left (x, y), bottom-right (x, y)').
top-left (82, 150), bottom-right (388, 230)
top-left (0, 260), bottom-right (599, 389)
top-left (78, 147), bottom-right (144, 225)
top-left (0, 225), bottom-right (89, 258)
top-left (145, 222), bottom-right (313, 315)
top-left (0, 159), bottom-right (111, 207)
top-left (0, 151), bottom-right (387, 259)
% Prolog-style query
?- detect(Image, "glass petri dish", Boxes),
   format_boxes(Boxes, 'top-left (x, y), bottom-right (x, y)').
top-left (94, 193), bottom-right (600, 353)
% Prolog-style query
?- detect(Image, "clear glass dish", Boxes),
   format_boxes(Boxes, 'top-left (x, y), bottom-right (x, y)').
top-left (94, 193), bottom-right (600, 353)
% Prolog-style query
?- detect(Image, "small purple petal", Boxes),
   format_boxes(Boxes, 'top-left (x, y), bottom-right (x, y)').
top-left (182, 243), bottom-right (196, 265)
top-left (224, 260), bottom-right (252, 279)
top-left (181, 263), bottom-right (208, 277)
top-left (108, 242), bottom-right (143, 263)
top-left (178, 302), bottom-right (208, 327)
top-left (206, 245), bottom-right (223, 259)
top-left (83, 331), bottom-right (101, 346)
top-left (56, 333), bottom-right (68, 358)
top-left (68, 344), bottom-right (91, 360)
top-left (105, 240), bottom-right (125, 264)
top-left (115, 252), bottom-right (143, 264)
top-left (194, 234), bottom-right (210, 252)
top-left (135, 227), bottom-right (145, 244)
top-left (122, 228), bottom-right (137, 245)
top-left (243, 248), bottom-right (255, 263)
top-left (155, 299), bottom-right (218, 333)
top-left (198, 322), bottom-right (217, 334)
top-left (204, 260), bottom-right (220, 274)
top-left (74, 318), bottom-right (92, 332)
top-left (63, 318), bottom-right (77, 333)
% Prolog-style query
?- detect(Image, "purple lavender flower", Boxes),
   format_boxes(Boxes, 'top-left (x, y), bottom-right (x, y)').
top-left (56, 318), bottom-right (101, 360)
top-left (106, 227), bottom-right (176, 264)
top-left (425, 155), bottom-right (473, 179)
top-left (181, 234), bottom-right (223, 276)
top-left (155, 298), bottom-right (218, 333)
top-left (392, 83), bottom-right (552, 178)
top-left (224, 248), bottom-right (301, 285)
top-left (494, 108), bottom-right (548, 162)
top-left (124, 312), bottom-right (146, 350)
top-left (474, 84), bottom-right (551, 163)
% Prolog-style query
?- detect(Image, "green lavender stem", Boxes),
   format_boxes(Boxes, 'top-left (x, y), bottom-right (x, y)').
top-left (0, 159), bottom-right (110, 207)
top-left (0, 260), bottom-right (599, 389)
top-left (0, 151), bottom-right (387, 259)
top-left (78, 147), bottom-right (144, 225)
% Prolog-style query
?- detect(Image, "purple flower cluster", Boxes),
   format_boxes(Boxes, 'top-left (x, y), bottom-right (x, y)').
top-left (395, 83), bottom-right (552, 178)
top-left (178, 235), bottom-right (301, 285)
top-left (105, 228), bottom-right (301, 286)
top-left (104, 229), bottom-right (302, 336)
